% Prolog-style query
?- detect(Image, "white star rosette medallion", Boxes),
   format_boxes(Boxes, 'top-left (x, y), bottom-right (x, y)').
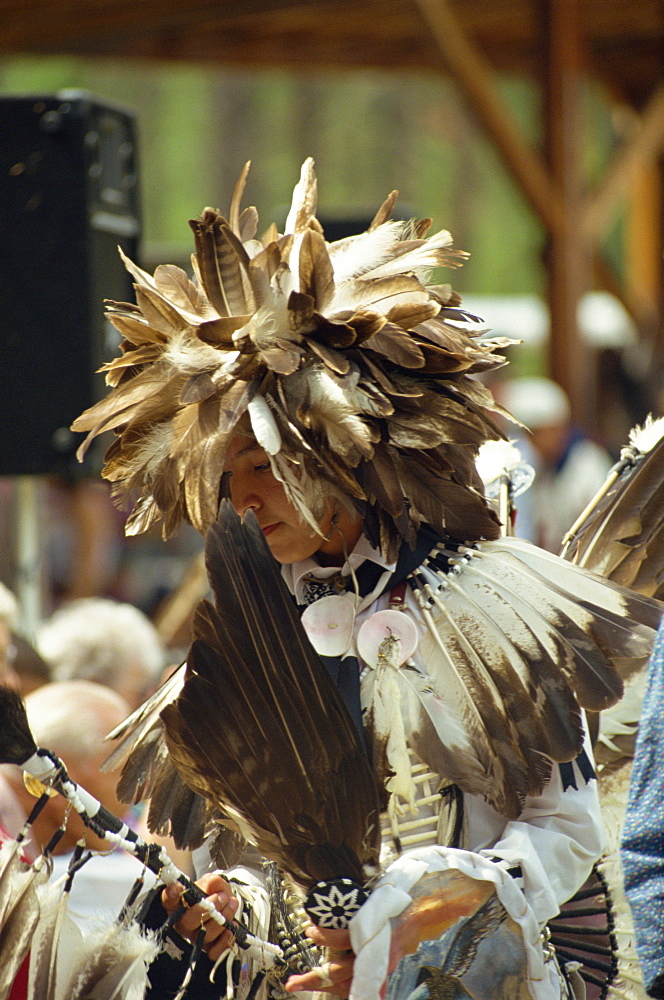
top-left (304, 878), bottom-right (370, 929)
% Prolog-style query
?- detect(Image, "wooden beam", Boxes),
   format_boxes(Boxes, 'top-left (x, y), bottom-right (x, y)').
top-left (541, 0), bottom-right (593, 428)
top-left (626, 159), bottom-right (663, 327)
top-left (583, 84), bottom-right (664, 242)
top-left (413, 0), bottom-right (565, 237)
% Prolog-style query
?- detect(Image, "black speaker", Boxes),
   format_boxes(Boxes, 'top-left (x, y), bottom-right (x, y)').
top-left (0, 90), bottom-right (140, 476)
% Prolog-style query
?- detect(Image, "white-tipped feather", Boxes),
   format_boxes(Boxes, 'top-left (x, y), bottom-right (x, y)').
top-left (284, 157), bottom-right (318, 236)
top-left (248, 395), bottom-right (281, 455)
top-left (376, 533), bottom-right (662, 818)
top-left (328, 221), bottom-right (404, 284)
top-left (489, 536), bottom-right (660, 628)
top-left (364, 228), bottom-right (455, 280)
top-left (628, 413), bottom-right (664, 454)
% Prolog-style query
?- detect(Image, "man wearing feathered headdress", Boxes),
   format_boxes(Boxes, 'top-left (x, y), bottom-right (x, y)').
top-left (72, 159), bottom-right (662, 1000)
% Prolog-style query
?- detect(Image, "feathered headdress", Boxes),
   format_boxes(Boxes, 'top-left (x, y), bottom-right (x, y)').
top-left (72, 159), bottom-right (509, 558)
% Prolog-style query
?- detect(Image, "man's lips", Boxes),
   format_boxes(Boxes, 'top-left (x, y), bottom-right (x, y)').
top-left (261, 522), bottom-right (281, 537)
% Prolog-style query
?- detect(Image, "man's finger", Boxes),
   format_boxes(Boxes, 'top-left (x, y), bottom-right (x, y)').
top-left (305, 925), bottom-right (352, 949)
top-left (285, 955), bottom-right (354, 994)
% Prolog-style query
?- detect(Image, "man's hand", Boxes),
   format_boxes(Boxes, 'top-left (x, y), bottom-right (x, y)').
top-left (161, 872), bottom-right (240, 963)
top-left (285, 926), bottom-right (355, 997)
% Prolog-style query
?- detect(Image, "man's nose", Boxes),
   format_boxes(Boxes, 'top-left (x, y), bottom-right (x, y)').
top-left (232, 483), bottom-right (262, 517)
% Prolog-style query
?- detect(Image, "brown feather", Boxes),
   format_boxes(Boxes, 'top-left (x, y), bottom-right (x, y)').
top-left (299, 228), bottom-right (335, 311)
top-left (562, 428), bottom-right (664, 600)
top-left (189, 209), bottom-right (249, 316)
top-left (368, 190), bottom-right (399, 230)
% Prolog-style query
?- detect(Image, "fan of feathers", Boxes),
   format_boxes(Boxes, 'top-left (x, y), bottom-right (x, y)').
top-left (71, 158), bottom-right (512, 560)
top-left (106, 500), bottom-right (383, 890)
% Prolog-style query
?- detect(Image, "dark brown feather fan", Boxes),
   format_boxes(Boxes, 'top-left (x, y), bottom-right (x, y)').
top-left (159, 499), bottom-right (382, 891)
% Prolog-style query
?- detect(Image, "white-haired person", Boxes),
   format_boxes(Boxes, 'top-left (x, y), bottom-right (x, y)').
top-left (0, 680), bottom-right (231, 999)
top-left (37, 597), bottom-right (166, 710)
top-left (498, 376), bottom-right (613, 552)
top-left (0, 583), bottom-right (28, 843)
top-left (0, 680), bottom-right (149, 897)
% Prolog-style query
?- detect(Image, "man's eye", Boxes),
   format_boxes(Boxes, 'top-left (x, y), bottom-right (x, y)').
top-left (254, 462), bottom-right (270, 471)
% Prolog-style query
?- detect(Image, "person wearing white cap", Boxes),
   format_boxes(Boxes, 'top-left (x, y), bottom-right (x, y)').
top-left (499, 376), bottom-right (613, 551)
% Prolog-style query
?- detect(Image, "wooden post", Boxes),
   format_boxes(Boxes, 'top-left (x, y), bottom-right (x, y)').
top-left (414, 0), bottom-right (564, 237)
top-left (541, 0), bottom-right (592, 429)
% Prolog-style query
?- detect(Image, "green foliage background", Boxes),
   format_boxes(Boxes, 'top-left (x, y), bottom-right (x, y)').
top-left (0, 56), bottom-right (620, 299)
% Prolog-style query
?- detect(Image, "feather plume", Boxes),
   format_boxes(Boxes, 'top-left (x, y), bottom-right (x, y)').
top-left (27, 875), bottom-right (158, 1000)
top-left (248, 394), bottom-right (282, 455)
top-left (159, 500), bottom-right (382, 890)
top-left (0, 849), bottom-right (49, 1000)
top-left (63, 921), bottom-right (158, 1000)
top-left (327, 222), bottom-right (404, 284)
top-left (365, 228), bottom-right (459, 280)
top-left (284, 158), bottom-right (318, 236)
top-left (71, 159), bottom-right (509, 553)
top-left (561, 414), bottom-right (664, 600)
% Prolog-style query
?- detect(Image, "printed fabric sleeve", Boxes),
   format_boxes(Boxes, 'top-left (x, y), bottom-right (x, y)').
top-left (621, 621), bottom-right (664, 998)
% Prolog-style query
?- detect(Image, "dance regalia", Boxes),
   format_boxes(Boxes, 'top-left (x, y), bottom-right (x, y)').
top-left (281, 530), bottom-right (605, 1000)
top-left (44, 158), bottom-right (663, 1000)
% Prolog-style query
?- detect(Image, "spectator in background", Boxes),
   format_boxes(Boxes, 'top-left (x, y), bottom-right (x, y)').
top-left (0, 582), bottom-right (21, 690)
top-left (0, 680), bottom-right (156, 926)
top-left (35, 598), bottom-right (193, 876)
top-left (0, 580), bottom-right (51, 695)
top-left (498, 376), bottom-right (613, 551)
top-left (9, 633), bottom-right (51, 696)
top-left (37, 597), bottom-right (166, 710)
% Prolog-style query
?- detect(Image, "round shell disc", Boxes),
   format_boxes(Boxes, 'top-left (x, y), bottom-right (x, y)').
top-left (356, 609), bottom-right (419, 667)
top-left (300, 593), bottom-right (356, 657)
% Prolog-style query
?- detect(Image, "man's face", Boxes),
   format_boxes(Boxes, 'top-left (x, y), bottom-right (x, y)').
top-left (222, 435), bottom-right (346, 564)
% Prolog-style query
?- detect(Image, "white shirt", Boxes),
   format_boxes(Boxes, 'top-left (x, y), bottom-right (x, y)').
top-left (282, 537), bottom-right (602, 1000)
